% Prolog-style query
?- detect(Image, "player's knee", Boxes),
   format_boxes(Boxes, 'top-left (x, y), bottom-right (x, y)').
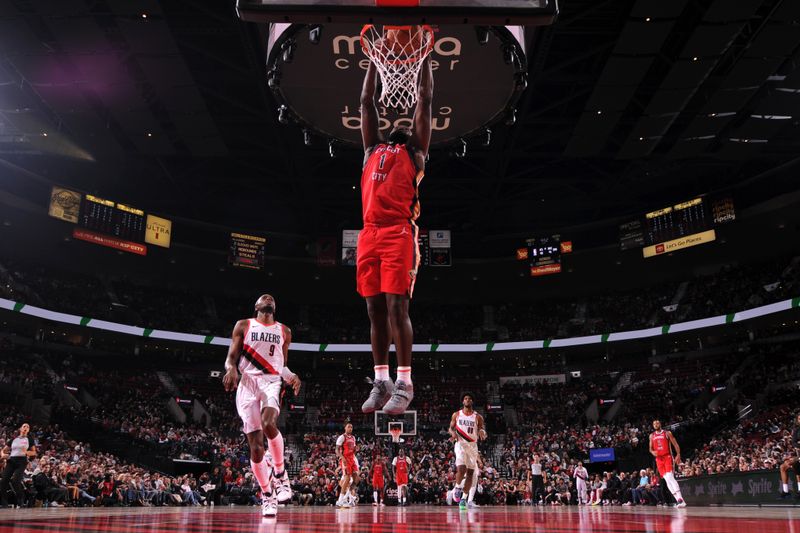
top-left (386, 298), bottom-right (408, 321)
top-left (366, 299), bottom-right (388, 321)
top-left (250, 444), bottom-right (265, 463)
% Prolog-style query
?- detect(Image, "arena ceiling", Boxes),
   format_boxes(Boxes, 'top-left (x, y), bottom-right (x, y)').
top-left (1, 0), bottom-right (800, 256)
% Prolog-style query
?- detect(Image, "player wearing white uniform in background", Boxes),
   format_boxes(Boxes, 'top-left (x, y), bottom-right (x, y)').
top-left (574, 463), bottom-right (589, 505)
top-left (223, 294), bottom-right (302, 517)
top-left (448, 392), bottom-right (487, 510)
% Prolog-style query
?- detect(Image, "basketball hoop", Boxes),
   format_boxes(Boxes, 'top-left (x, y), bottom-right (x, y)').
top-left (361, 24), bottom-right (435, 110)
top-left (389, 426), bottom-right (403, 444)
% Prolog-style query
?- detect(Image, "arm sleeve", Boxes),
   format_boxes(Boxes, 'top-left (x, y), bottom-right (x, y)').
top-left (336, 435), bottom-right (344, 447)
top-left (392, 457), bottom-right (397, 466)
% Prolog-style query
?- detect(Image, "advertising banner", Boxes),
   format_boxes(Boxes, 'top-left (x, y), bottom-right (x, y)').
top-left (73, 228), bottom-right (147, 256)
top-left (642, 229), bottom-right (716, 258)
top-left (48, 187), bottom-right (81, 223)
top-left (145, 215), bottom-right (172, 248)
top-left (678, 470), bottom-right (781, 505)
top-left (342, 229), bottom-right (361, 266)
top-left (498, 374), bottom-right (566, 386)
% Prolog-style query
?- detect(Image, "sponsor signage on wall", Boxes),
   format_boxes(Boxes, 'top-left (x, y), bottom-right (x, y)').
top-left (642, 229), bottom-right (716, 258)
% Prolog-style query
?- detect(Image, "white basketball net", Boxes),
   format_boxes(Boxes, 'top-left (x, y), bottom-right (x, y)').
top-left (361, 25), bottom-right (435, 110)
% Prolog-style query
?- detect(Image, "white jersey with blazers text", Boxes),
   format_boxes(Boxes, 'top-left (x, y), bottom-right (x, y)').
top-left (239, 318), bottom-right (288, 380)
top-left (454, 410), bottom-right (479, 469)
top-left (236, 318), bottom-right (288, 433)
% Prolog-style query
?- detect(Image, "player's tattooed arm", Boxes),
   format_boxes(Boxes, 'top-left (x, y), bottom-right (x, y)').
top-left (222, 319), bottom-right (248, 392)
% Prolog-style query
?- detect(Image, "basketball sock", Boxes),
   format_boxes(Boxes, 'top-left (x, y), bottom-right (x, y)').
top-left (374, 365), bottom-right (390, 381)
top-left (468, 486), bottom-right (476, 503)
top-left (268, 431), bottom-right (285, 474)
top-left (663, 472), bottom-right (683, 501)
top-left (373, 491), bottom-right (378, 503)
top-left (250, 458), bottom-right (272, 494)
top-left (784, 483), bottom-right (790, 493)
top-left (396, 366), bottom-right (412, 385)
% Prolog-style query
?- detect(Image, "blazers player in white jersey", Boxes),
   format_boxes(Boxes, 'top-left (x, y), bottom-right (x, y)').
top-left (448, 392), bottom-right (487, 510)
top-left (223, 294), bottom-right (302, 517)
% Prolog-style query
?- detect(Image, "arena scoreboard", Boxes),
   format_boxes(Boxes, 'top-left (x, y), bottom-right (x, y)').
top-left (516, 235), bottom-right (571, 277)
top-left (80, 194), bottom-right (146, 242)
top-left (229, 233), bottom-right (266, 270)
top-left (48, 187), bottom-right (172, 255)
top-left (619, 195), bottom-right (735, 257)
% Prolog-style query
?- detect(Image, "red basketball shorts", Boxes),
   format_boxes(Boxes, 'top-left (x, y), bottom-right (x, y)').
top-left (356, 223), bottom-right (419, 298)
top-left (373, 476), bottom-right (384, 489)
top-left (656, 454), bottom-right (674, 477)
top-left (396, 473), bottom-right (408, 486)
top-left (342, 456), bottom-right (358, 476)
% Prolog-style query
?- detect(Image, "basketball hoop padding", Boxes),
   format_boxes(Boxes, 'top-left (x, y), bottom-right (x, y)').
top-left (374, 0), bottom-right (420, 6)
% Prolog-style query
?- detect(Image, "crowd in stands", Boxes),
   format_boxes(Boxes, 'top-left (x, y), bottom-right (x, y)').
top-left (1, 254), bottom-right (797, 343)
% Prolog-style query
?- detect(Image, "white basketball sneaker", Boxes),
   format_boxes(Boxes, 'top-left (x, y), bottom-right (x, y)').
top-left (273, 469), bottom-right (292, 504)
top-left (262, 495), bottom-right (278, 517)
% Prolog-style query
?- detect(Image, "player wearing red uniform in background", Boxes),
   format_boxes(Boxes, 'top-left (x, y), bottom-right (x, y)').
top-left (358, 56), bottom-right (434, 416)
top-left (393, 448), bottom-right (412, 506)
top-left (371, 452), bottom-right (388, 506)
top-left (336, 423), bottom-right (359, 508)
top-left (649, 419), bottom-right (687, 508)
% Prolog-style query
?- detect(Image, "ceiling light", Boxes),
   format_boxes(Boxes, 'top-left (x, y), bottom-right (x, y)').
top-left (639, 137), bottom-right (644, 141)
top-left (596, 110), bottom-right (602, 115)
top-left (142, 13), bottom-right (148, 19)
top-left (146, 132), bottom-right (152, 137)
top-left (645, 17), bottom-right (651, 22)
top-left (41, 132), bottom-right (48, 137)
top-left (692, 57), bottom-right (698, 61)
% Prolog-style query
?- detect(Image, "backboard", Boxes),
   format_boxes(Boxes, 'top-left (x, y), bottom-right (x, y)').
top-left (237, 0), bottom-right (558, 25)
top-left (375, 410), bottom-right (417, 436)
top-left (262, 23), bottom-right (533, 148)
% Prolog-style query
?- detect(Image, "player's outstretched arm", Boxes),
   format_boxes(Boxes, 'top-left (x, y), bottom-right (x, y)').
top-left (360, 61), bottom-right (380, 153)
top-left (223, 319), bottom-right (247, 391)
top-left (410, 56), bottom-right (433, 159)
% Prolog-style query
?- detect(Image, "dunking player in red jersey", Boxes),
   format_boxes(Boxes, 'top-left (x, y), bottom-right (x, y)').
top-left (358, 55), bottom-right (434, 416)
top-left (393, 447), bottom-right (412, 506)
top-left (371, 452), bottom-right (388, 506)
top-left (649, 419), bottom-right (687, 507)
top-left (223, 294), bottom-right (302, 517)
top-left (336, 423), bottom-right (360, 508)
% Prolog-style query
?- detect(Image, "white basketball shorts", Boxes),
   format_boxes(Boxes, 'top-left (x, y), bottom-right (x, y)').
top-left (455, 441), bottom-right (479, 470)
top-left (236, 372), bottom-right (282, 434)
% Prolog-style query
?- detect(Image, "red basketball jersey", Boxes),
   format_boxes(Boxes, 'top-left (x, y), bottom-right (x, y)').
top-left (373, 462), bottom-right (384, 481)
top-left (341, 434), bottom-right (356, 458)
top-left (361, 143), bottom-right (423, 225)
top-left (651, 430), bottom-right (670, 457)
top-left (394, 457), bottom-right (409, 481)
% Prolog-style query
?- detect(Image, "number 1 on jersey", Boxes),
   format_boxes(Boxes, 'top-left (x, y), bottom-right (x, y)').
top-left (378, 153), bottom-right (387, 170)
